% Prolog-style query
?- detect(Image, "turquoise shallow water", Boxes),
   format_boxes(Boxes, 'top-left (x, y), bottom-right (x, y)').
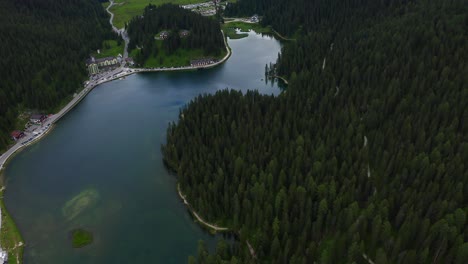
top-left (4, 32), bottom-right (282, 263)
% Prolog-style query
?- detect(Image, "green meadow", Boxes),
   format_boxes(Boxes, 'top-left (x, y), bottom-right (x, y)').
top-left (110, 0), bottom-right (207, 29)
top-left (222, 21), bottom-right (271, 39)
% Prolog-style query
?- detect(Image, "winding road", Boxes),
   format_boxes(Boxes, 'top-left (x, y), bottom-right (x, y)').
top-left (0, 2), bottom-right (232, 173)
top-left (106, 0), bottom-right (129, 59)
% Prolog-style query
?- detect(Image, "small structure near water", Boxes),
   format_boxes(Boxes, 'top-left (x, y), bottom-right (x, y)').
top-left (30, 114), bottom-right (46, 124)
top-left (11, 130), bottom-right (25, 141)
top-left (125, 57), bottom-right (135, 66)
top-left (250, 14), bottom-right (259, 23)
top-left (0, 248), bottom-right (7, 264)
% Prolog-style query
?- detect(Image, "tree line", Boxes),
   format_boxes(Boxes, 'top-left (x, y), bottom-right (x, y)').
top-left (127, 4), bottom-right (225, 66)
top-left (0, 0), bottom-right (113, 151)
top-left (164, 0), bottom-right (468, 263)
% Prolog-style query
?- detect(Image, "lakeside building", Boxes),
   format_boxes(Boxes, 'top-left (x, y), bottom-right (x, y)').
top-left (116, 54), bottom-right (123, 64)
top-left (0, 248), bottom-right (7, 264)
top-left (11, 130), bottom-right (25, 141)
top-left (30, 114), bottom-right (46, 124)
top-left (190, 58), bottom-right (217, 67)
top-left (125, 57), bottom-right (135, 66)
top-left (251, 14), bottom-right (259, 23)
top-left (86, 56), bottom-right (120, 75)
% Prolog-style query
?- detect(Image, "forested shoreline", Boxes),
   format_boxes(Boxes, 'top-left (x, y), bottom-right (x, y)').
top-left (127, 4), bottom-right (225, 66)
top-left (0, 0), bottom-right (113, 151)
top-left (164, 0), bottom-right (468, 263)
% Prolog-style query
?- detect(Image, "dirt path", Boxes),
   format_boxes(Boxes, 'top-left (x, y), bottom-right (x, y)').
top-left (246, 240), bottom-right (257, 259)
top-left (177, 184), bottom-right (228, 231)
top-left (362, 253), bottom-right (375, 264)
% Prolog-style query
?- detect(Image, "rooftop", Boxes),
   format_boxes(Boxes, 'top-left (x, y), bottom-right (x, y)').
top-left (95, 57), bottom-right (117, 63)
top-left (30, 114), bottom-right (44, 120)
top-left (11, 130), bottom-right (23, 138)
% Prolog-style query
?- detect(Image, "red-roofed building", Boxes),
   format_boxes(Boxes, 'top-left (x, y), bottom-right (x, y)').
top-left (11, 130), bottom-right (25, 141)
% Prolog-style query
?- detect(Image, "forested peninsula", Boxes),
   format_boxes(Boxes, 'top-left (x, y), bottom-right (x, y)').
top-left (163, 0), bottom-right (468, 263)
top-left (127, 4), bottom-right (225, 67)
top-left (0, 0), bottom-right (113, 152)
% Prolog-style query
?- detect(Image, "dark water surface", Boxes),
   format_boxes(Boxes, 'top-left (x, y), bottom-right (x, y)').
top-left (4, 32), bottom-right (281, 263)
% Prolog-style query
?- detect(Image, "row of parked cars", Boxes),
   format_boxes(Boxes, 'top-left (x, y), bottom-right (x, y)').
top-left (21, 123), bottom-right (51, 146)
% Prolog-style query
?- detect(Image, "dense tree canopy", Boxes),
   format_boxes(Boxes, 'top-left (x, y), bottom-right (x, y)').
top-left (164, 0), bottom-right (468, 263)
top-left (127, 4), bottom-right (225, 65)
top-left (0, 0), bottom-right (113, 151)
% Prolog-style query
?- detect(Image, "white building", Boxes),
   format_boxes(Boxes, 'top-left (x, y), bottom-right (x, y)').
top-left (0, 249), bottom-right (7, 264)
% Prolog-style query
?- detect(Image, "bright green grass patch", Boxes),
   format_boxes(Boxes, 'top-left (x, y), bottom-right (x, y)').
top-left (222, 26), bottom-right (248, 39)
top-left (133, 40), bottom-right (226, 68)
top-left (223, 21), bottom-right (272, 34)
top-left (110, 0), bottom-right (207, 29)
top-left (0, 189), bottom-right (24, 264)
top-left (71, 229), bottom-right (93, 248)
top-left (92, 40), bottom-right (124, 59)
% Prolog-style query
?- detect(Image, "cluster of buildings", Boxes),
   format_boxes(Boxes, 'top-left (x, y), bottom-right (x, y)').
top-left (181, 0), bottom-right (226, 16)
top-left (11, 114), bottom-right (48, 141)
top-left (86, 55), bottom-right (122, 75)
top-left (157, 30), bottom-right (190, 40)
top-left (30, 114), bottom-right (47, 124)
top-left (190, 58), bottom-right (217, 67)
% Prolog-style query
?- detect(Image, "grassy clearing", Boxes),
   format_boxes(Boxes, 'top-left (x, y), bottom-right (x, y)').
top-left (222, 21), bottom-right (271, 39)
top-left (110, 0), bottom-right (207, 29)
top-left (133, 40), bottom-right (227, 68)
top-left (0, 188), bottom-right (24, 264)
top-left (14, 116), bottom-right (29, 132)
top-left (92, 40), bottom-right (124, 59)
top-left (222, 27), bottom-right (248, 39)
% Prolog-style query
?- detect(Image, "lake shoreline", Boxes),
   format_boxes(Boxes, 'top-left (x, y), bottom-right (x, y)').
top-left (0, 29), bottom-right (232, 172)
top-left (177, 184), bottom-right (229, 233)
top-left (0, 30), bottom-right (233, 264)
top-left (3, 29), bottom-right (281, 262)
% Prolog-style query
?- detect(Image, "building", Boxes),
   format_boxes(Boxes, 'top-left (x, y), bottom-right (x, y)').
top-left (179, 30), bottom-right (190, 38)
top-left (30, 114), bottom-right (46, 124)
top-left (125, 57), bottom-right (135, 66)
top-left (116, 54), bottom-right (123, 64)
top-left (251, 14), bottom-right (259, 23)
top-left (96, 56), bottom-right (119, 68)
top-left (86, 56), bottom-right (120, 75)
top-left (0, 248), bottom-right (7, 264)
top-left (86, 57), bottom-right (99, 75)
top-left (11, 130), bottom-right (25, 141)
top-left (190, 58), bottom-right (216, 67)
top-left (159, 31), bottom-right (170, 40)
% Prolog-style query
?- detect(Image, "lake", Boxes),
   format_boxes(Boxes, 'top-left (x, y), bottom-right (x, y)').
top-left (4, 31), bottom-right (282, 263)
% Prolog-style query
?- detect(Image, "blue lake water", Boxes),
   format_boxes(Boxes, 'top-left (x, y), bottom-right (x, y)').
top-left (4, 32), bottom-right (282, 263)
